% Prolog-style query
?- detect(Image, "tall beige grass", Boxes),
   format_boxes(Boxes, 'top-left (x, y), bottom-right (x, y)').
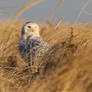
top-left (0, 21), bottom-right (92, 92)
top-left (75, 0), bottom-right (91, 23)
top-left (13, 0), bottom-right (44, 19)
top-left (55, 0), bottom-right (64, 12)
top-left (0, 0), bottom-right (92, 92)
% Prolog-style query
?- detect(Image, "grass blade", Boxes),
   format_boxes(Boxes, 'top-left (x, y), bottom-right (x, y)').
top-left (13, 0), bottom-right (44, 19)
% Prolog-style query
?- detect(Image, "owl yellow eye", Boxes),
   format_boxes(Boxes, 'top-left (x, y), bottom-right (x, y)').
top-left (28, 26), bottom-right (31, 28)
top-left (35, 26), bottom-right (37, 28)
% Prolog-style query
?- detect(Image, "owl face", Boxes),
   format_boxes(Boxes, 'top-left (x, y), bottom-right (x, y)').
top-left (22, 22), bottom-right (40, 39)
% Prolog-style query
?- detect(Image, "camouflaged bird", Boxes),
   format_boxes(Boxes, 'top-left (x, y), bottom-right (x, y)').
top-left (19, 22), bottom-right (50, 70)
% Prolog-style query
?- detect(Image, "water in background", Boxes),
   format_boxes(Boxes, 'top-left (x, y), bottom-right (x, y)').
top-left (0, 0), bottom-right (92, 23)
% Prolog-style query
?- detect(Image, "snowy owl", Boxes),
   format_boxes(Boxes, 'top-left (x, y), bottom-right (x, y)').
top-left (19, 21), bottom-right (50, 69)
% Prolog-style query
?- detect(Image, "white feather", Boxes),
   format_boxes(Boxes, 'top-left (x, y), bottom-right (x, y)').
top-left (19, 22), bottom-right (50, 68)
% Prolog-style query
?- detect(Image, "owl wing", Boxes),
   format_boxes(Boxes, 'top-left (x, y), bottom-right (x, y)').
top-left (33, 38), bottom-right (50, 61)
top-left (19, 40), bottom-right (32, 62)
top-left (31, 39), bottom-right (50, 72)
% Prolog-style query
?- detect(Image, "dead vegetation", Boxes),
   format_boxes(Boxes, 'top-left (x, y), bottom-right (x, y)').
top-left (0, 21), bottom-right (92, 92)
top-left (0, 0), bottom-right (91, 91)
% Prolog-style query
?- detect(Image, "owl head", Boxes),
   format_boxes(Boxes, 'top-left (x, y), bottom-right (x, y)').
top-left (22, 21), bottom-right (40, 40)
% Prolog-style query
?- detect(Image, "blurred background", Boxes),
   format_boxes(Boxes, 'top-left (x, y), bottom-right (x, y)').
top-left (0, 0), bottom-right (92, 23)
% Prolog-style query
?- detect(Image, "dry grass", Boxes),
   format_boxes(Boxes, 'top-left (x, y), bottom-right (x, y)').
top-left (13, 0), bottom-right (44, 19)
top-left (0, 20), bottom-right (92, 92)
top-left (75, 0), bottom-right (91, 23)
top-left (0, 0), bottom-right (91, 92)
top-left (55, 0), bottom-right (64, 12)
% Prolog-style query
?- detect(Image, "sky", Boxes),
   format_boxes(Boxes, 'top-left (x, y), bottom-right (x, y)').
top-left (0, 0), bottom-right (92, 23)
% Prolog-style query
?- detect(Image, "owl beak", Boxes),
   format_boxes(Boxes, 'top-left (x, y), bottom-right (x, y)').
top-left (31, 29), bottom-right (34, 32)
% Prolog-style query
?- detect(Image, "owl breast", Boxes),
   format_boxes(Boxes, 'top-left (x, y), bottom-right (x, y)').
top-left (19, 37), bottom-right (49, 63)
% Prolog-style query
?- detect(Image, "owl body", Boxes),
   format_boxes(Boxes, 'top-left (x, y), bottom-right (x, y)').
top-left (19, 36), bottom-right (49, 63)
top-left (19, 22), bottom-right (50, 67)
